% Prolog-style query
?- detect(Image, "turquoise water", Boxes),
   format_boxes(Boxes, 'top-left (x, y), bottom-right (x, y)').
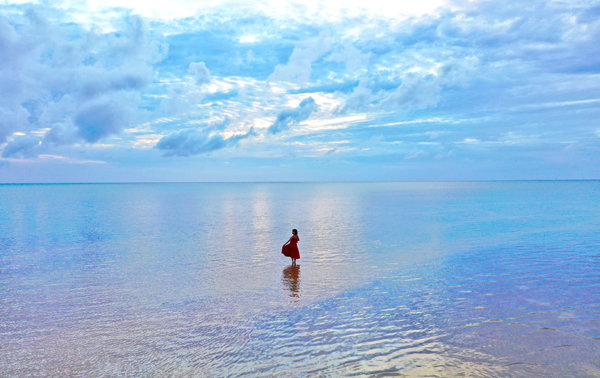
top-left (0, 182), bottom-right (599, 376)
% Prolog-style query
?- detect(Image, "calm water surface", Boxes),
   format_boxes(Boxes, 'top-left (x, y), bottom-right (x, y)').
top-left (0, 182), bottom-right (599, 376)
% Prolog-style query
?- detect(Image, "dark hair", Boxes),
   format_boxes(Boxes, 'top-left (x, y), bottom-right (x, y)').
top-left (292, 229), bottom-right (298, 235)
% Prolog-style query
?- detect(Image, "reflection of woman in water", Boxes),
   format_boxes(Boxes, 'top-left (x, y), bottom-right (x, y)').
top-left (282, 229), bottom-right (300, 265)
top-left (282, 264), bottom-right (300, 298)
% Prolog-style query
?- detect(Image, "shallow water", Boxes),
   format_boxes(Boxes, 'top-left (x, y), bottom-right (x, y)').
top-left (0, 182), bottom-right (599, 376)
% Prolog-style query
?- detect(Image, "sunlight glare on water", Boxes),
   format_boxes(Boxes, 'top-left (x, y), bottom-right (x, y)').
top-left (0, 182), bottom-right (599, 376)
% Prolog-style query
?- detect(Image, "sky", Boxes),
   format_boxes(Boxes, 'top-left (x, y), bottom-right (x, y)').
top-left (0, 0), bottom-right (599, 182)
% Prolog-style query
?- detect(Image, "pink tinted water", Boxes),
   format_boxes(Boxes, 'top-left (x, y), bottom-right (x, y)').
top-left (0, 182), bottom-right (599, 376)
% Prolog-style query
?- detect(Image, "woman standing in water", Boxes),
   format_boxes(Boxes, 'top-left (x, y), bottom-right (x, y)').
top-left (282, 229), bottom-right (300, 265)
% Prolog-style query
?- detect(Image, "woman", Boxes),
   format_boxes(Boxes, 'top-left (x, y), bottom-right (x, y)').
top-left (282, 229), bottom-right (300, 265)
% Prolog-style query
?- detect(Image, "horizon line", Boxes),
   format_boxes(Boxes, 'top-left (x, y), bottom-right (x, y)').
top-left (1, 179), bottom-right (599, 185)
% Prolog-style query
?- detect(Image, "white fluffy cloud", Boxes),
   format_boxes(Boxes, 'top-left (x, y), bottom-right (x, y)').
top-left (268, 32), bottom-right (332, 84)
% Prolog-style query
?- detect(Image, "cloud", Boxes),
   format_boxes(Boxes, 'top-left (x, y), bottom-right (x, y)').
top-left (268, 97), bottom-right (317, 134)
top-left (378, 71), bottom-right (442, 110)
top-left (155, 126), bottom-right (254, 156)
top-left (0, 4), bottom-right (165, 152)
top-left (156, 129), bottom-right (226, 156)
top-left (77, 69), bottom-right (152, 100)
top-left (268, 32), bottom-right (332, 84)
top-left (74, 96), bottom-right (133, 143)
top-left (2, 0), bottom-right (600, 180)
top-left (1, 135), bottom-right (42, 158)
top-left (326, 43), bottom-right (371, 74)
top-left (343, 79), bottom-right (373, 112)
top-left (335, 0), bottom-right (600, 115)
top-left (341, 53), bottom-right (480, 114)
top-left (0, 105), bottom-right (29, 144)
top-left (188, 61), bottom-right (211, 84)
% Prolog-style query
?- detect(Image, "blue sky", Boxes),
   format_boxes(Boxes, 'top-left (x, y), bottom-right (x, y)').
top-left (1, 0), bottom-right (599, 182)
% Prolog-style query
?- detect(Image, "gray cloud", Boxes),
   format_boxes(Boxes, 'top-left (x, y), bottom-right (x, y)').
top-left (336, 0), bottom-right (600, 114)
top-left (188, 61), bottom-right (211, 84)
top-left (2, 0), bottom-right (600, 179)
top-left (155, 126), bottom-right (254, 157)
top-left (268, 97), bottom-right (317, 135)
top-left (78, 70), bottom-right (152, 100)
top-left (0, 5), bottom-right (165, 155)
top-left (74, 97), bottom-right (132, 143)
top-left (156, 130), bottom-right (225, 156)
top-left (0, 105), bottom-right (29, 144)
top-left (1, 135), bottom-right (41, 158)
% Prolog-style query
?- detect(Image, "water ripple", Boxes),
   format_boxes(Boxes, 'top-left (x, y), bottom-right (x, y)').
top-left (1, 182), bottom-right (599, 376)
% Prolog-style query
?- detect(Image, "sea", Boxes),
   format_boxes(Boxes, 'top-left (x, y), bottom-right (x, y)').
top-left (0, 182), bottom-right (599, 376)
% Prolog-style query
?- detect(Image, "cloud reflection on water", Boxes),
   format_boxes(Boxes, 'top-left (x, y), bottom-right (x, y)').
top-left (1, 182), bottom-right (599, 376)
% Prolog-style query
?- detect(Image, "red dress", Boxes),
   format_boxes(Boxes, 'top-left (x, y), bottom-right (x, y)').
top-left (282, 235), bottom-right (300, 259)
